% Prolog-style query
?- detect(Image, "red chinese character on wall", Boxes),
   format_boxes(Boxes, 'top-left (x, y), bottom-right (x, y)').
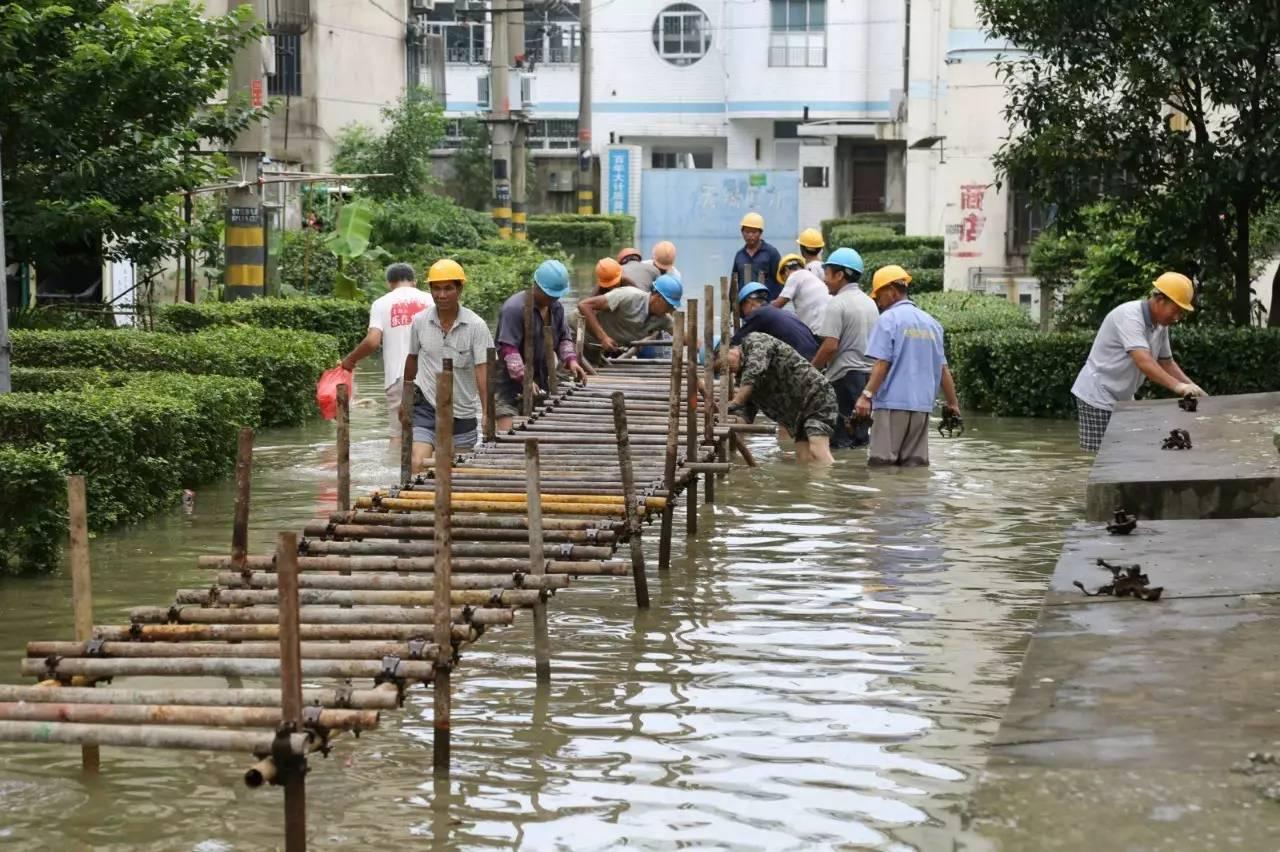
top-left (960, 183), bottom-right (987, 211)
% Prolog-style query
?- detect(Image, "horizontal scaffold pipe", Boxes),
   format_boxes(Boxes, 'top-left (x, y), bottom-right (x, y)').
top-left (0, 721), bottom-right (311, 754)
top-left (91, 623), bottom-right (476, 645)
top-left (358, 497), bottom-right (631, 516)
top-left (299, 539), bottom-right (616, 561)
top-left (26, 640), bottom-right (446, 662)
top-left (215, 571), bottom-right (569, 592)
top-left (129, 604), bottom-right (516, 626)
top-left (173, 587), bottom-right (544, 609)
top-left (197, 555), bottom-right (631, 576)
top-left (328, 511), bottom-right (620, 531)
top-left (0, 701), bottom-right (379, 731)
top-left (22, 656), bottom-right (435, 682)
top-left (0, 683), bottom-right (400, 710)
top-left (304, 522), bottom-right (617, 544)
top-left (386, 490), bottom-right (665, 510)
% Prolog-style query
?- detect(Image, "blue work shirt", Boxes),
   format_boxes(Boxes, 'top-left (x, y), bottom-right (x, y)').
top-left (731, 305), bottom-right (819, 359)
top-left (730, 241), bottom-right (784, 299)
top-left (866, 300), bottom-right (947, 413)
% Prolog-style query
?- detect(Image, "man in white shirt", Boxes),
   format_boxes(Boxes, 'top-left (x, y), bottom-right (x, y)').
top-left (1070, 272), bottom-right (1207, 452)
top-left (772, 253), bottom-right (831, 335)
top-left (339, 263), bottom-right (432, 441)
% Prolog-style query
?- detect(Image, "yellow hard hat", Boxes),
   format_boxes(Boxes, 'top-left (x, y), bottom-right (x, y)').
top-left (1153, 271), bottom-right (1195, 311)
top-left (797, 228), bottom-right (824, 250)
top-left (777, 253), bottom-right (805, 284)
top-left (427, 258), bottom-right (466, 284)
top-left (740, 212), bottom-right (765, 231)
top-left (870, 265), bottom-right (912, 296)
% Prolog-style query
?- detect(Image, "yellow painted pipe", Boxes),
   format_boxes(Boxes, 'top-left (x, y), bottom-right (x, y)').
top-left (360, 497), bottom-right (630, 516)
top-left (375, 490), bottom-right (666, 509)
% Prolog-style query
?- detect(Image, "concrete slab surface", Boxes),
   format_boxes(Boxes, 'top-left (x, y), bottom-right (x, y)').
top-left (1085, 392), bottom-right (1280, 521)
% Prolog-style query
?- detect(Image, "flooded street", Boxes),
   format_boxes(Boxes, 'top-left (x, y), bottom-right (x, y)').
top-left (0, 351), bottom-right (1087, 850)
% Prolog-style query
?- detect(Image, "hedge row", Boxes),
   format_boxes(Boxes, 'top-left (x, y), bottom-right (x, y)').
top-left (0, 445), bottom-right (66, 575)
top-left (10, 327), bottom-right (336, 427)
top-left (914, 292), bottom-right (1035, 335)
top-left (829, 225), bottom-right (944, 255)
top-left (949, 327), bottom-right (1280, 418)
top-left (156, 297), bottom-right (370, 352)
top-left (820, 212), bottom-right (905, 247)
top-left (528, 214), bottom-right (636, 247)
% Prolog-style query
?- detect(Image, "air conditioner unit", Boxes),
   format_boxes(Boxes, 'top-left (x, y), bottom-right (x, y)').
top-left (477, 74), bottom-right (532, 111)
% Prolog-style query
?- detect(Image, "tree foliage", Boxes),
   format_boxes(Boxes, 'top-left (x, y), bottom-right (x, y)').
top-left (0, 0), bottom-right (266, 270)
top-left (331, 88), bottom-right (446, 199)
top-left (446, 118), bottom-right (539, 211)
top-left (978, 0), bottom-right (1280, 325)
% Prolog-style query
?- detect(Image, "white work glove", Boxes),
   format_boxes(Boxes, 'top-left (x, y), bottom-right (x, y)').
top-left (1174, 382), bottom-right (1207, 398)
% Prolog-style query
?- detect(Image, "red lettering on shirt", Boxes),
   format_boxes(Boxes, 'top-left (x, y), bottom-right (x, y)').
top-left (390, 299), bottom-right (428, 328)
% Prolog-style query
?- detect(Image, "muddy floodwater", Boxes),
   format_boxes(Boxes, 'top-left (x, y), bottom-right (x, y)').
top-left (0, 356), bottom-right (1087, 850)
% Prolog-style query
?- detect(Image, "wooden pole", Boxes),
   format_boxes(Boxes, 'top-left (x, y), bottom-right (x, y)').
top-left (719, 275), bottom-right (732, 420)
top-left (702, 284), bottom-right (715, 504)
top-left (433, 359), bottom-right (454, 773)
top-left (66, 476), bottom-right (99, 773)
top-left (521, 285), bottom-right (535, 416)
top-left (276, 531), bottom-right (307, 852)
top-left (484, 347), bottom-right (497, 442)
top-left (611, 392), bottom-right (649, 608)
top-left (231, 427), bottom-right (254, 570)
top-left (400, 360), bottom-right (414, 483)
top-left (525, 441), bottom-right (551, 681)
top-left (336, 384), bottom-right (350, 512)
top-left (543, 325), bottom-right (558, 395)
top-left (658, 312), bottom-right (684, 571)
top-left (685, 300), bottom-right (698, 536)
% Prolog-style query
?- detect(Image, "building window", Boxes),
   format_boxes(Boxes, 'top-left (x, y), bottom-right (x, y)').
top-left (651, 150), bottom-right (713, 169)
top-left (440, 119), bottom-right (467, 150)
top-left (769, 0), bottom-right (826, 67)
top-left (419, 22), bottom-right (487, 64)
top-left (1007, 183), bottom-right (1053, 256)
top-left (269, 33), bottom-right (302, 96)
top-left (528, 119), bottom-right (578, 150)
top-left (652, 4), bottom-right (712, 67)
top-left (526, 23), bottom-right (580, 64)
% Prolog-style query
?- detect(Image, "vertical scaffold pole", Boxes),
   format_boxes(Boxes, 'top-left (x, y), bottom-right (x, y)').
top-left (232, 427), bottom-right (254, 570)
top-left (433, 360), bottom-right (455, 773)
top-left (336, 384), bottom-right (350, 512)
top-left (658, 312), bottom-right (684, 571)
top-left (276, 531), bottom-right (307, 852)
top-left (611, 391), bottom-right (649, 608)
top-left (702, 284), bottom-right (715, 504)
top-left (67, 475), bottom-right (98, 773)
top-left (685, 299), bottom-right (698, 536)
top-left (525, 440), bottom-right (551, 681)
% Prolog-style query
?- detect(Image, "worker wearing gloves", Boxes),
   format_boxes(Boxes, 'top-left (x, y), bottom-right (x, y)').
top-left (722, 332), bottom-right (838, 465)
top-left (494, 259), bottom-right (588, 431)
top-left (797, 228), bottom-right (826, 276)
top-left (573, 273), bottom-right (682, 363)
top-left (772, 253), bottom-right (832, 335)
top-left (730, 212), bottom-right (783, 299)
top-left (730, 281), bottom-right (819, 359)
top-left (1070, 272), bottom-right (1206, 452)
top-left (812, 248), bottom-right (880, 450)
top-left (855, 265), bottom-right (961, 467)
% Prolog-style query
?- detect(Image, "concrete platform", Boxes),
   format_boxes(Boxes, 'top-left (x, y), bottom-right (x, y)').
top-left (1085, 392), bottom-right (1280, 521)
top-left (961, 519), bottom-right (1280, 851)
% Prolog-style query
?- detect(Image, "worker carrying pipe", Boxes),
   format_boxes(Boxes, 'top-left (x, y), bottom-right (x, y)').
top-left (494, 259), bottom-right (588, 431)
top-left (1070, 272), bottom-right (1206, 452)
top-left (572, 273), bottom-right (682, 363)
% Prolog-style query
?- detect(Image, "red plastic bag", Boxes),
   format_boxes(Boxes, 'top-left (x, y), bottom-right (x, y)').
top-left (316, 366), bottom-right (356, 420)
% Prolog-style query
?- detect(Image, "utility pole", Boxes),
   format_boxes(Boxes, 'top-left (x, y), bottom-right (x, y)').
top-left (488, 0), bottom-right (514, 239)
top-left (0, 134), bottom-right (10, 393)
top-left (508, 0), bottom-right (528, 241)
top-left (576, 0), bottom-right (593, 215)
top-left (224, 0), bottom-right (268, 300)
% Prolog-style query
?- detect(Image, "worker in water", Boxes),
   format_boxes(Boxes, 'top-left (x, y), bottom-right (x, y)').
top-left (1070, 272), bottom-right (1206, 452)
top-left (812, 248), bottom-right (879, 450)
top-left (730, 281), bottom-right (819, 359)
top-left (797, 228), bottom-right (825, 276)
top-left (338, 262), bottom-right (431, 442)
top-left (592, 257), bottom-right (625, 296)
top-left (854, 265), bottom-right (962, 467)
top-left (731, 212), bottom-right (783, 299)
top-left (401, 258), bottom-right (494, 473)
top-left (619, 241), bottom-right (680, 291)
top-left (772, 252), bottom-right (831, 336)
top-left (722, 332), bottom-right (837, 465)
top-left (494, 259), bottom-right (588, 431)
top-left (573, 273), bottom-right (682, 362)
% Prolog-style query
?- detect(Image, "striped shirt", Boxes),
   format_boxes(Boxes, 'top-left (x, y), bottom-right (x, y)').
top-left (408, 305), bottom-right (493, 418)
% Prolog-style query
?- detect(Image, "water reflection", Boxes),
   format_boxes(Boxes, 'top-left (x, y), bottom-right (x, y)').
top-left (0, 360), bottom-right (1087, 850)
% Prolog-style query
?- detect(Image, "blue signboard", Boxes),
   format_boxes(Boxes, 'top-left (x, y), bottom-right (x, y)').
top-left (607, 149), bottom-right (630, 215)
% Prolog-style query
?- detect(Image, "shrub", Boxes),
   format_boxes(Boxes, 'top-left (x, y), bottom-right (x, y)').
top-left (821, 213), bottom-right (906, 247)
top-left (528, 216), bottom-right (615, 248)
top-left (862, 247), bottom-right (945, 271)
top-left (371, 195), bottom-right (485, 251)
top-left (156, 297), bottom-right (370, 352)
top-left (10, 327), bottom-right (335, 426)
top-left (0, 446), bottom-right (67, 575)
top-left (914, 292), bottom-right (1035, 335)
top-left (279, 228), bottom-right (381, 297)
top-left (829, 226), bottom-right (944, 255)
top-left (909, 269), bottom-right (944, 294)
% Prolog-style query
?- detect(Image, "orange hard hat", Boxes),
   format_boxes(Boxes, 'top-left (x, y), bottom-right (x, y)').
top-left (595, 257), bottom-right (624, 288)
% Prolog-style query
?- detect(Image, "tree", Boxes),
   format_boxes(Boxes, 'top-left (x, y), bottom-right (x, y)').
top-left (0, 0), bottom-right (265, 271)
top-left (978, 0), bottom-right (1280, 325)
top-left (331, 88), bottom-right (446, 199)
top-left (446, 119), bottom-right (539, 211)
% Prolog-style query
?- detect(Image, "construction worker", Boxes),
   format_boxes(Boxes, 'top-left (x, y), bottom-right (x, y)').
top-left (494, 260), bottom-right (589, 431)
top-left (574, 273), bottom-right (682, 363)
top-left (797, 228), bottom-right (825, 276)
top-left (338, 262), bottom-right (431, 442)
top-left (812, 248), bottom-right (879, 450)
top-left (402, 258), bottom-right (494, 473)
top-left (731, 281), bottom-right (819, 359)
top-left (855, 265), bottom-right (961, 467)
top-left (723, 332), bottom-right (838, 465)
top-left (593, 257), bottom-right (625, 296)
top-left (619, 240), bottom-right (680, 291)
top-left (773, 252), bottom-right (831, 335)
top-left (1070, 272), bottom-right (1206, 452)
top-left (731, 212), bottom-right (783, 299)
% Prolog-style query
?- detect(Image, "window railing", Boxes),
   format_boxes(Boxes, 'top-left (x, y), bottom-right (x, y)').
top-left (768, 31), bottom-right (826, 67)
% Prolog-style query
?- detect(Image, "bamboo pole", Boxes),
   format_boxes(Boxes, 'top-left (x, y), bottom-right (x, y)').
top-left (611, 391), bottom-right (649, 608)
top-left (0, 684), bottom-right (399, 710)
top-left (433, 359), bottom-right (454, 773)
top-left (702, 283), bottom-right (715, 504)
top-left (92, 623), bottom-right (476, 645)
top-left (336, 384), bottom-right (350, 512)
top-left (0, 722), bottom-right (309, 754)
top-left (484, 346), bottom-right (498, 443)
top-left (526, 441), bottom-right (551, 682)
top-left (720, 276), bottom-right (732, 420)
top-left (544, 325), bottom-right (558, 395)
top-left (172, 587), bottom-right (542, 608)
top-left (685, 301), bottom-right (698, 536)
top-left (658, 312), bottom-right (684, 571)
top-left (232, 428), bottom-right (254, 570)
top-left (276, 531), bottom-right (308, 852)
top-left (522, 285), bottom-right (535, 417)
top-left (128, 604), bottom-right (516, 626)
top-left (380, 490), bottom-right (662, 508)
top-left (28, 640), bottom-right (444, 661)
top-left (328, 511), bottom-right (614, 532)
top-left (215, 571), bottom-right (569, 592)
top-left (66, 475), bottom-right (99, 772)
top-left (297, 540), bottom-right (614, 560)
top-left (23, 656), bottom-right (435, 681)
top-left (196, 555), bottom-right (629, 576)
top-left (0, 702), bottom-right (378, 731)
top-left (358, 497), bottom-right (631, 517)
top-left (305, 522), bottom-right (615, 544)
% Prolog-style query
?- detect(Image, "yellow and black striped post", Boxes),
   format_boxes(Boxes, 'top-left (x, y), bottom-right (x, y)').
top-left (512, 203), bottom-right (527, 241)
top-left (576, 189), bottom-right (594, 216)
top-left (492, 201), bottom-right (513, 240)
top-left (224, 203), bottom-right (265, 299)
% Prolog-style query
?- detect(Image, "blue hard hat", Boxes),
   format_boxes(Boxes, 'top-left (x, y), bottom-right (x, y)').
top-left (533, 259), bottom-right (570, 298)
top-left (653, 274), bottom-right (683, 308)
top-left (737, 281), bottom-right (769, 304)
top-left (823, 247), bottom-right (865, 275)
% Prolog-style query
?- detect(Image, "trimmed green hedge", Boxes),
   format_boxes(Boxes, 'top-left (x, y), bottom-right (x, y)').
top-left (10, 327), bottom-right (335, 426)
top-left (829, 226), bottom-right (944, 255)
top-left (949, 327), bottom-right (1280, 417)
top-left (914, 292), bottom-right (1035, 335)
top-left (908, 269), bottom-right (944, 294)
top-left (528, 214), bottom-right (636, 247)
top-left (156, 297), bottom-right (370, 352)
top-left (821, 213), bottom-right (905, 247)
top-left (0, 446), bottom-right (67, 575)
top-left (861, 247), bottom-right (946, 271)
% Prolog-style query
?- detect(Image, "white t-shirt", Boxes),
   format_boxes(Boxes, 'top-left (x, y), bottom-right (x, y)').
top-left (779, 268), bottom-right (832, 334)
top-left (370, 286), bottom-right (432, 389)
top-left (806, 259), bottom-right (825, 278)
top-left (1071, 299), bottom-right (1172, 411)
